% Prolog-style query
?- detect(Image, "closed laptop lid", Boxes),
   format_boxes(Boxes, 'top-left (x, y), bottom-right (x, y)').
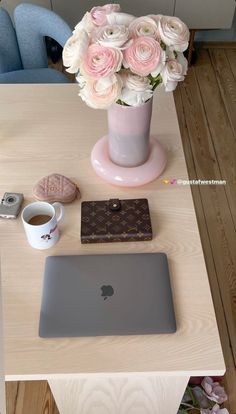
top-left (39, 253), bottom-right (176, 338)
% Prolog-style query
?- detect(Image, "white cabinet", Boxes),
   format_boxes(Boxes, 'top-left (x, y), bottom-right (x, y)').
top-left (1, 0), bottom-right (51, 19)
top-left (51, 0), bottom-right (236, 30)
top-left (2, 0), bottom-right (235, 31)
top-left (175, 0), bottom-right (235, 29)
top-left (51, 0), bottom-right (175, 29)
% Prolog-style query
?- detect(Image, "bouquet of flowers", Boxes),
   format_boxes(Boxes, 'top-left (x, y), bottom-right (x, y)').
top-left (63, 4), bottom-right (190, 109)
top-left (179, 377), bottom-right (229, 414)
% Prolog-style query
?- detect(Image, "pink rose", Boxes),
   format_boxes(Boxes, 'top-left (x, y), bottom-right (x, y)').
top-left (90, 4), bottom-right (120, 26)
top-left (123, 36), bottom-right (164, 77)
top-left (78, 74), bottom-right (122, 109)
top-left (129, 16), bottom-right (159, 39)
top-left (81, 44), bottom-right (123, 78)
top-left (201, 377), bottom-right (228, 405)
top-left (200, 404), bottom-right (229, 414)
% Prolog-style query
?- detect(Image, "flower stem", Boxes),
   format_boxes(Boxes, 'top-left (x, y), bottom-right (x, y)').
top-left (187, 386), bottom-right (198, 407)
top-left (180, 402), bottom-right (196, 409)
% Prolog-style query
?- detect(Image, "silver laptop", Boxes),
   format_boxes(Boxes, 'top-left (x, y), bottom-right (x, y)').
top-left (39, 253), bottom-right (176, 338)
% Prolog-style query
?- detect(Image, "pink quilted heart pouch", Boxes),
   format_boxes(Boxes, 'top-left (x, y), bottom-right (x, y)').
top-left (33, 174), bottom-right (80, 203)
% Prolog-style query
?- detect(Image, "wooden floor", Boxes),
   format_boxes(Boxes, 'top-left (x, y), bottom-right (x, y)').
top-left (5, 45), bottom-right (236, 413)
top-left (175, 46), bottom-right (236, 414)
top-left (6, 382), bottom-right (59, 414)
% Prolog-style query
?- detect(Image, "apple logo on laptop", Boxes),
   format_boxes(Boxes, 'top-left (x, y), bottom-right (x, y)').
top-left (101, 285), bottom-right (114, 300)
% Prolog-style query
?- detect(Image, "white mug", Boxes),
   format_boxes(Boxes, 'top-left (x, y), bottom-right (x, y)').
top-left (21, 201), bottom-right (64, 250)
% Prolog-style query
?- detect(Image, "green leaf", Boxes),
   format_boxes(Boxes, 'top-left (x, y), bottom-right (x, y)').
top-left (148, 74), bottom-right (162, 91)
top-left (187, 386), bottom-right (198, 407)
top-left (116, 99), bottom-right (129, 106)
top-left (160, 41), bottom-right (166, 50)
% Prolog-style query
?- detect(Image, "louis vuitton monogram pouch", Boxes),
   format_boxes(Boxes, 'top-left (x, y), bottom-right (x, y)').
top-left (81, 198), bottom-right (152, 244)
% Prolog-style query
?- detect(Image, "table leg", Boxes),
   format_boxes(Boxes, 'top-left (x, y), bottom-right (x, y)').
top-left (49, 375), bottom-right (189, 414)
top-left (187, 29), bottom-right (196, 65)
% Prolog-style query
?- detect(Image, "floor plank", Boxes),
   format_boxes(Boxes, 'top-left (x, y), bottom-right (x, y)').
top-left (178, 61), bottom-right (236, 367)
top-left (209, 48), bottom-right (236, 143)
top-left (195, 49), bottom-right (236, 228)
top-left (174, 86), bottom-right (236, 414)
top-left (226, 49), bottom-right (236, 80)
top-left (6, 381), bottom-right (59, 414)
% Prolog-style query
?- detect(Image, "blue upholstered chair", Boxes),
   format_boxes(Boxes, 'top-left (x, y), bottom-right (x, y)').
top-left (0, 7), bottom-right (22, 74)
top-left (14, 3), bottom-right (72, 69)
top-left (0, 4), bottom-right (72, 83)
top-left (0, 68), bottom-right (69, 83)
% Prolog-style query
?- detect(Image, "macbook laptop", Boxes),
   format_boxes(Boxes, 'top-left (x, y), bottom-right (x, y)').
top-left (39, 253), bottom-right (176, 338)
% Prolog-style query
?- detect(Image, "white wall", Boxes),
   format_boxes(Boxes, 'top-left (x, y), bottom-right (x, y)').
top-left (1, 0), bottom-right (52, 19)
top-left (195, 9), bottom-right (236, 42)
top-left (1, 0), bottom-right (236, 34)
top-left (175, 0), bottom-right (235, 29)
top-left (51, 0), bottom-right (175, 29)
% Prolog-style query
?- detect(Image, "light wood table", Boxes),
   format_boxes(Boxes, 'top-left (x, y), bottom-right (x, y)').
top-left (0, 85), bottom-right (225, 414)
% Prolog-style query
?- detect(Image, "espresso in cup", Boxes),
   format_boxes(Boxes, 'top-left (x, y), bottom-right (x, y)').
top-left (28, 214), bottom-right (52, 226)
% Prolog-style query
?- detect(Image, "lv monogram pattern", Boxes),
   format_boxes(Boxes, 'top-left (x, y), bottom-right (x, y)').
top-left (81, 199), bottom-right (152, 244)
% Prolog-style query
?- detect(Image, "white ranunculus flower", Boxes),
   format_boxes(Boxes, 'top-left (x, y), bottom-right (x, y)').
top-left (158, 15), bottom-right (189, 52)
top-left (129, 16), bottom-right (159, 39)
top-left (63, 29), bottom-right (89, 74)
top-left (148, 14), bottom-right (162, 24)
top-left (177, 52), bottom-right (188, 75)
top-left (76, 72), bottom-right (86, 88)
top-left (160, 53), bottom-right (188, 92)
top-left (166, 49), bottom-right (188, 74)
top-left (90, 4), bottom-right (121, 26)
top-left (73, 12), bottom-right (95, 36)
top-left (151, 48), bottom-right (166, 77)
top-left (95, 25), bottom-right (129, 48)
top-left (107, 12), bottom-right (135, 26)
top-left (78, 74), bottom-right (122, 109)
top-left (120, 70), bottom-right (153, 106)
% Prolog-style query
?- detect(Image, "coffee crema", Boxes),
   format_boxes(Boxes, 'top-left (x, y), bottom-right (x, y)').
top-left (28, 214), bottom-right (52, 226)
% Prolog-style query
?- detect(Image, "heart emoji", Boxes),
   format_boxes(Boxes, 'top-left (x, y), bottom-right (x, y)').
top-left (170, 179), bottom-right (177, 185)
top-left (163, 179), bottom-right (169, 184)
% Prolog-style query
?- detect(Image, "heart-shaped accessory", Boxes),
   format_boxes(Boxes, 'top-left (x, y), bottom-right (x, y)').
top-left (33, 174), bottom-right (80, 203)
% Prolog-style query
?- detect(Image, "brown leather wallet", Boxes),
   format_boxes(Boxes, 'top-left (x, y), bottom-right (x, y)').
top-left (81, 198), bottom-right (152, 244)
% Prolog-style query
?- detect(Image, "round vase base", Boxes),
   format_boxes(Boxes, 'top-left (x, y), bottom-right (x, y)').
top-left (91, 135), bottom-right (167, 187)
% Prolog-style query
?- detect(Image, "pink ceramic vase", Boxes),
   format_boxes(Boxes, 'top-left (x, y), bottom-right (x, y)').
top-left (107, 98), bottom-right (153, 167)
